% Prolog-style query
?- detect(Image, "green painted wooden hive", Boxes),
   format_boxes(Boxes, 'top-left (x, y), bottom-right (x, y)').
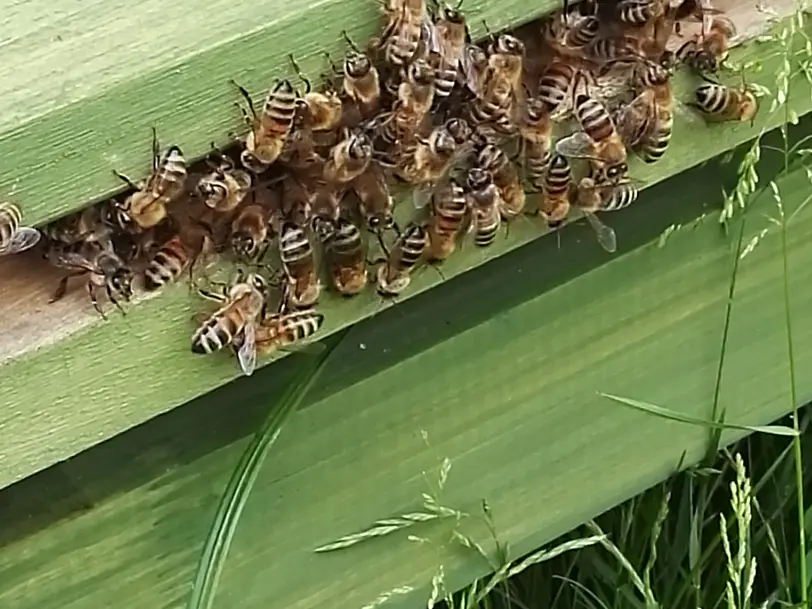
top-left (1, 0), bottom-right (811, 607)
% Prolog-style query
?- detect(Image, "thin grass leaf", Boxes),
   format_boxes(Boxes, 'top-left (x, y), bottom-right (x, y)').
top-left (553, 575), bottom-right (612, 609)
top-left (186, 335), bottom-right (342, 609)
top-left (599, 394), bottom-right (798, 436)
top-left (360, 586), bottom-right (415, 609)
top-left (474, 536), bottom-right (605, 604)
top-left (314, 511), bottom-right (449, 552)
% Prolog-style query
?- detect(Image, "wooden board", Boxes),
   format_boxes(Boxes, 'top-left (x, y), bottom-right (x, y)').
top-left (0, 151), bottom-right (810, 609)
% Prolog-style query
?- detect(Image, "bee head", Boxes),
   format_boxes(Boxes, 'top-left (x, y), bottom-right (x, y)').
top-left (231, 232), bottom-right (259, 260)
top-left (310, 216), bottom-right (336, 242)
top-left (496, 34), bottom-right (524, 57)
top-left (111, 267), bottom-right (134, 299)
top-left (445, 118), bottom-right (471, 144)
top-left (197, 179), bottom-right (227, 208)
top-left (247, 273), bottom-right (268, 293)
top-left (476, 144), bottom-right (503, 171)
top-left (240, 149), bottom-right (269, 174)
top-left (431, 129), bottom-right (457, 156)
top-left (349, 132), bottom-right (373, 160)
top-left (440, 2), bottom-right (465, 24)
top-left (345, 52), bottom-right (372, 78)
top-left (605, 163), bottom-right (628, 182)
top-left (466, 167), bottom-right (490, 191)
top-left (409, 60), bottom-right (435, 86)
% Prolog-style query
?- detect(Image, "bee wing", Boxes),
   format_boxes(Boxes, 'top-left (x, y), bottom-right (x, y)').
top-left (460, 44), bottom-right (484, 94)
top-left (555, 131), bottom-right (593, 159)
top-left (0, 227), bottom-right (41, 256)
top-left (615, 93), bottom-right (656, 148)
top-left (583, 211), bottom-right (617, 254)
top-left (413, 184), bottom-right (434, 210)
top-left (421, 18), bottom-right (441, 55)
top-left (48, 250), bottom-right (97, 272)
top-left (237, 323), bottom-right (258, 376)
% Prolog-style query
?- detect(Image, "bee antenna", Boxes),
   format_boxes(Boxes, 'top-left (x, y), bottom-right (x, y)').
top-left (341, 30), bottom-right (360, 53)
top-left (481, 20), bottom-right (495, 44)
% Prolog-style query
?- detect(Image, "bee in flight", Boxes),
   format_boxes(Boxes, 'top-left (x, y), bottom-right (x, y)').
top-left (0, 201), bottom-right (41, 256)
top-left (191, 271), bottom-right (269, 376)
top-left (112, 128), bottom-right (188, 231)
top-left (46, 240), bottom-right (134, 319)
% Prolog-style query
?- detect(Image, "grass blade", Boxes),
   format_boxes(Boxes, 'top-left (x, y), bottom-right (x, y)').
top-left (599, 394), bottom-right (798, 437)
top-left (186, 335), bottom-right (342, 609)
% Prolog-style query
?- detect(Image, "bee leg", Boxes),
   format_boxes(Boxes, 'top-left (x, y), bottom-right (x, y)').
top-left (230, 80), bottom-right (258, 119)
top-left (112, 170), bottom-right (139, 190)
top-left (289, 54), bottom-right (312, 95)
top-left (88, 283), bottom-right (108, 321)
top-left (49, 272), bottom-right (83, 304)
top-left (151, 126), bottom-right (161, 172)
top-left (198, 284), bottom-right (229, 303)
top-left (108, 286), bottom-right (127, 317)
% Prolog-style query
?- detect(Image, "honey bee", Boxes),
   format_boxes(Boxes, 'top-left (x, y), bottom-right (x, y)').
top-left (537, 60), bottom-right (578, 117)
top-left (427, 176), bottom-right (470, 261)
top-left (253, 309), bottom-right (326, 355)
top-left (47, 241), bottom-right (134, 319)
top-left (319, 216), bottom-right (368, 296)
top-left (144, 222), bottom-right (214, 291)
top-left (112, 129), bottom-right (187, 231)
top-left (397, 118), bottom-right (471, 207)
top-left (690, 79), bottom-right (758, 125)
top-left (234, 78), bottom-right (300, 172)
top-left (476, 144), bottom-right (525, 219)
top-left (676, 15), bottom-right (735, 73)
top-left (378, 59), bottom-right (436, 145)
top-left (556, 72), bottom-right (628, 182)
top-left (539, 154), bottom-right (572, 225)
top-left (430, 1), bottom-right (469, 100)
top-left (231, 204), bottom-right (273, 261)
top-left (467, 33), bottom-right (525, 133)
top-left (191, 271), bottom-right (268, 376)
top-left (616, 61), bottom-right (673, 163)
top-left (376, 0), bottom-right (433, 67)
top-left (466, 167), bottom-right (502, 247)
top-left (0, 201), bottom-right (41, 256)
top-left (42, 206), bottom-right (111, 247)
top-left (617, 0), bottom-right (662, 25)
top-left (518, 96), bottom-right (553, 191)
top-left (279, 222), bottom-right (321, 308)
top-left (196, 149), bottom-right (253, 213)
top-left (339, 31), bottom-right (382, 120)
top-left (351, 164), bottom-right (396, 233)
top-left (374, 222), bottom-right (429, 296)
top-left (323, 129), bottom-right (373, 185)
top-left (574, 175), bottom-right (639, 253)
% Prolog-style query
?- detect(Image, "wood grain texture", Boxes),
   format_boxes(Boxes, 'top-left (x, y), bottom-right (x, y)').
top-left (0, 155), bottom-right (810, 609)
top-left (0, 5), bottom-right (809, 490)
top-left (0, 0), bottom-right (559, 227)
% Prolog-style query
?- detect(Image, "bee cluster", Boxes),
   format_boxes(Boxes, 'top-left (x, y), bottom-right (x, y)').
top-left (1, 0), bottom-right (757, 376)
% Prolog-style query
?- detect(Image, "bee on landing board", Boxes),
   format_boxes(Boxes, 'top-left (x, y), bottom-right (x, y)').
top-left (465, 167), bottom-right (502, 248)
top-left (351, 164), bottom-right (396, 234)
top-left (0, 201), bottom-right (41, 256)
top-left (315, 216), bottom-right (368, 296)
top-left (47, 240), bottom-right (134, 319)
top-left (233, 77), bottom-right (301, 172)
top-left (574, 175), bottom-right (639, 253)
top-left (279, 222), bottom-right (321, 308)
top-left (337, 31), bottom-right (382, 121)
top-left (518, 96), bottom-right (553, 192)
top-left (143, 221), bottom-right (214, 291)
top-left (42, 205), bottom-right (112, 248)
top-left (373, 222), bottom-right (429, 297)
top-left (689, 73), bottom-right (758, 125)
top-left (475, 144), bottom-right (525, 220)
top-left (191, 271), bottom-right (269, 376)
top-left (323, 128), bottom-right (374, 185)
top-left (252, 309), bottom-right (326, 356)
top-left (676, 15), bottom-right (736, 74)
top-left (196, 147), bottom-right (253, 214)
top-left (556, 71), bottom-right (629, 183)
top-left (427, 176), bottom-right (470, 261)
top-left (374, 0), bottom-right (434, 68)
top-left (538, 153), bottom-right (573, 226)
top-left (429, 1), bottom-right (470, 102)
top-left (112, 128), bottom-right (187, 231)
top-left (231, 204), bottom-right (274, 262)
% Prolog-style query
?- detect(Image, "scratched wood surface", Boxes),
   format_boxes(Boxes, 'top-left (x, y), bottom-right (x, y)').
top-left (0, 2), bottom-right (807, 490)
top-left (0, 153), bottom-right (810, 609)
